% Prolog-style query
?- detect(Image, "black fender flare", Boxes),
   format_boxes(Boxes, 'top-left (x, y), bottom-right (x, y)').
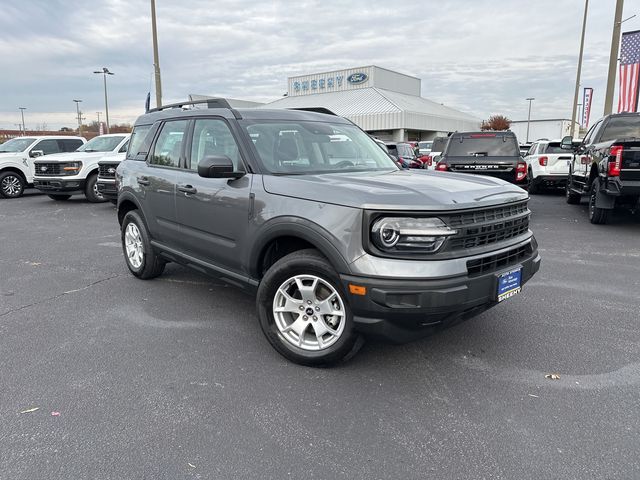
top-left (249, 217), bottom-right (352, 278)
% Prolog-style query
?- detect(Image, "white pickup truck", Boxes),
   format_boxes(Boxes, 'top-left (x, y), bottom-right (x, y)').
top-left (33, 133), bottom-right (130, 202)
top-left (0, 136), bottom-right (86, 198)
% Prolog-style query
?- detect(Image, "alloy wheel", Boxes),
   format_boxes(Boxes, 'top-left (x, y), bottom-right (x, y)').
top-left (1, 175), bottom-right (21, 197)
top-left (124, 222), bottom-right (144, 269)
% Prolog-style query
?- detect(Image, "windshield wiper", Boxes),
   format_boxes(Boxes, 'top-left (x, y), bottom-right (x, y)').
top-left (83, 149), bottom-right (97, 152)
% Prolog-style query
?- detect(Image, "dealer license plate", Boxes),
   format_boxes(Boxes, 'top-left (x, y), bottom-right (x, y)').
top-left (497, 267), bottom-right (522, 302)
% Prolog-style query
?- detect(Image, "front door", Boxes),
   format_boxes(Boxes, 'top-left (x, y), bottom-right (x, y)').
top-left (174, 117), bottom-right (252, 275)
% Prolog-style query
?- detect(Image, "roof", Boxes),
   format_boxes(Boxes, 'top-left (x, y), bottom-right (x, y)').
top-left (264, 87), bottom-right (480, 132)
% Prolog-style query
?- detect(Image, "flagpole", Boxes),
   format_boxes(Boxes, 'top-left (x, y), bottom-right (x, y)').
top-left (571, 0), bottom-right (589, 138)
top-left (604, 0), bottom-right (625, 115)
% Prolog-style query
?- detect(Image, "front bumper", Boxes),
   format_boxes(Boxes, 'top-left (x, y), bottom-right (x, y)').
top-left (341, 246), bottom-right (541, 343)
top-left (33, 177), bottom-right (85, 195)
top-left (96, 178), bottom-right (117, 200)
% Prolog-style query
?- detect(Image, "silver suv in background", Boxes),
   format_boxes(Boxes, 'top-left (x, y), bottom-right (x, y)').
top-left (116, 100), bottom-right (540, 366)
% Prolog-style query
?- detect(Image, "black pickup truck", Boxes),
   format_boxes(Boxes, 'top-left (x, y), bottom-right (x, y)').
top-left (563, 112), bottom-right (640, 224)
top-left (435, 131), bottom-right (528, 186)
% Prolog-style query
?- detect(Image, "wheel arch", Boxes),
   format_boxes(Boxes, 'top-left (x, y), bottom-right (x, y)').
top-left (250, 220), bottom-right (351, 279)
top-left (0, 166), bottom-right (28, 183)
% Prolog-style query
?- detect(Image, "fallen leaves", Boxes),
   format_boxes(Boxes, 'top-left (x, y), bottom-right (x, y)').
top-left (545, 373), bottom-right (561, 380)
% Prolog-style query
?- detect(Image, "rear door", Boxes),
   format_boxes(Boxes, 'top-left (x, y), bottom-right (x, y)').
top-left (444, 133), bottom-right (521, 181)
top-left (174, 117), bottom-right (252, 274)
top-left (143, 119), bottom-right (189, 247)
top-left (541, 142), bottom-right (572, 175)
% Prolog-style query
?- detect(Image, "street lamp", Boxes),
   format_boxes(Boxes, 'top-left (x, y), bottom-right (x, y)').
top-left (571, 0), bottom-right (589, 136)
top-left (18, 107), bottom-right (26, 135)
top-left (93, 67), bottom-right (114, 133)
top-left (73, 99), bottom-right (83, 136)
top-left (526, 98), bottom-right (535, 143)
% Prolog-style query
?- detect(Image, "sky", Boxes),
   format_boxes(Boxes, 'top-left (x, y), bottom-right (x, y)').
top-left (1, 0), bottom-right (639, 130)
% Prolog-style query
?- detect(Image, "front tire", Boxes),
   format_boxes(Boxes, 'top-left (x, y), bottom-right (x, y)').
top-left (589, 179), bottom-right (611, 224)
top-left (257, 249), bottom-right (363, 366)
top-left (121, 210), bottom-right (166, 279)
top-left (48, 194), bottom-right (71, 201)
top-left (0, 171), bottom-right (25, 198)
top-left (527, 168), bottom-right (539, 194)
top-left (85, 174), bottom-right (107, 203)
top-left (565, 174), bottom-right (581, 204)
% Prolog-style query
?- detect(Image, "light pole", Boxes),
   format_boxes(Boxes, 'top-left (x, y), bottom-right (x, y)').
top-left (525, 98), bottom-right (535, 143)
top-left (603, 0), bottom-right (624, 115)
top-left (18, 107), bottom-right (26, 135)
top-left (73, 99), bottom-right (83, 136)
top-left (93, 67), bottom-right (114, 133)
top-left (571, 0), bottom-right (589, 137)
top-left (151, 0), bottom-right (163, 108)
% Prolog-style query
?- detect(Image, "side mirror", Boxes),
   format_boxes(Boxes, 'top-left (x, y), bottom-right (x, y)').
top-left (560, 136), bottom-right (574, 150)
top-left (30, 150), bottom-right (44, 158)
top-left (197, 155), bottom-right (244, 179)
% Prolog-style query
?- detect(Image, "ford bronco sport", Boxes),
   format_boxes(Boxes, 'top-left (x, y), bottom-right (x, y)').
top-left (116, 99), bottom-right (541, 366)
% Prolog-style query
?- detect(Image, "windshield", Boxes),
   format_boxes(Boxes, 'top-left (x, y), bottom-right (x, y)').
top-left (0, 137), bottom-right (35, 152)
top-left (397, 143), bottom-right (416, 158)
top-left (418, 141), bottom-right (433, 150)
top-left (77, 135), bottom-right (126, 152)
top-left (241, 121), bottom-right (398, 174)
top-left (600, 116), bottom-right (640, 142)
top-left (446, 135), bottom-right (520, 157)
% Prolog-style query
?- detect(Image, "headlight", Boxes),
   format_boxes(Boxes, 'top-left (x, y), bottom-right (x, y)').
top-left (63, 161), bottom-right (82, 172)
top-left (371, 217), bottom-right (457, 253)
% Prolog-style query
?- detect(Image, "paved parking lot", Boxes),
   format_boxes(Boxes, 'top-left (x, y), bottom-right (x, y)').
top-left (1, 190), bottom-right (639, 479)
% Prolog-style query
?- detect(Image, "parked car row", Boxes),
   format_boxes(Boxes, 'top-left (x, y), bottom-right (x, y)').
top-left (0, 133), bottom-right (130, 201)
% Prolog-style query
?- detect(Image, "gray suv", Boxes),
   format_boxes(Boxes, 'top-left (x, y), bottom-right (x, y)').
top-left (116, 99), bottom-right (541, 366)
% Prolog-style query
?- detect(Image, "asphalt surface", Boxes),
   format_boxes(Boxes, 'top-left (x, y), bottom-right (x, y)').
top-left (1, 188), bottom-right (639, 480)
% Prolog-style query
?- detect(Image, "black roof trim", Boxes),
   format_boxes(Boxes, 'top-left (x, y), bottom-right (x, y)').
top-left (288, 107), bottom-right (337, 116)
top-left (147, 98), bottom-right (232, 113)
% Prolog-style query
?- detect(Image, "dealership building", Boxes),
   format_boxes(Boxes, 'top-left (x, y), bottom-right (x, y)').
top-left (265, 65), bottom-right (480, 142)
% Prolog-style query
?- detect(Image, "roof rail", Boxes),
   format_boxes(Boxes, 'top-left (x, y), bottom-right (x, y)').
top-left (289, 107), bottom-right (337, 116)
top-left (147, 98), bottom-right (232, 113)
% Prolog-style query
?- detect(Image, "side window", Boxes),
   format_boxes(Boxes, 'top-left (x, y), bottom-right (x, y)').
top-left (32, 139), bottom-right (61, 155)
top-left (527, 143), bottom-right (537, 156)
top-left (58, 139), bottom-right (83, 152)
top-left (118, 140), bottom-right (129, 153)
top-left (150, 120), bottom-right (188, 168)
top-left (189, 118), bottom-right (242, 172)
top-left (127, 125), bottom-right (152, 160)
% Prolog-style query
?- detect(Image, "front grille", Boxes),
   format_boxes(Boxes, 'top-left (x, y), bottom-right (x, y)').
top-left (34, 163), bottom-right (61, 175)
top-left (98, 163), bottom-right (117, 178)
top-left (444, 201), bottom-right (530, 251)
top-left (466, 244), bottom-right (531, 276)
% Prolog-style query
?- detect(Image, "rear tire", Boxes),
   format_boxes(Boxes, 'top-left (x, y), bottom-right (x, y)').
top-left (565, 175), bottom-right (581, 204)
top-left (121, 210), bottom-right (166, 279)
top-left (85, 173), bottom-right (107, 203)
top-left (257, 249), bottom-right (363, 366)
top-left (589, 179), bottom-right (610, 224)
top-left (0, 171), bottom-right (25, 198)
top-left (48, 194), bottom-right (71, 201)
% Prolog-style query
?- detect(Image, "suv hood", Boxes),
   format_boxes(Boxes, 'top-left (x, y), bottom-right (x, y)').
top-left (262, 170), bottom-right (527, 211)
top-left (36, 151), bottom-right (116, 162)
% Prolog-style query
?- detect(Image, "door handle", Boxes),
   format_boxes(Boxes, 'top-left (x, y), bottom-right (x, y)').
top-left (137, 176), bottom-right (150, 186)
top-left (178, 185), bottom-right (197, 195)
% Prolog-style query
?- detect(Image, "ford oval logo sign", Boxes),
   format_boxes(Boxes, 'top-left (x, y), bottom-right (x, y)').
top-left (347, 73), bottom-right (368, 85)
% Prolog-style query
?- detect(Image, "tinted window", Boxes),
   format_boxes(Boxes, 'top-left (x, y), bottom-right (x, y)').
top-left (190, 118), bottom-right (241, 171)
top-left (541, 142), bottom-right (566, 154)
top-left (58, 139), bottom-right (84, 152)
top-left (150, 120), bottom-right (188, 167)
top-left (127, 125), bottom-right (152, 160)
top-left (397, 144), bottom-right (416, 158)
top-left (600, 116), bottom-right (640, 142)
top-left (583, 120), bottom-right (602, 145)
top-left (446, 135), bottom-right (519, 157)
top-left (431, 137), bottom-right (448, 152)
top-left (118, 140), bottom-right (129, 153)
top-left (33, 139), bottom-right (60, 155)
top-left (386, 144), bottom-right (398, 156)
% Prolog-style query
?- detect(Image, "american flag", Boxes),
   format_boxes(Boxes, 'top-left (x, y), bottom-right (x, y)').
top-left (618, 30), bottom-right (640, 113)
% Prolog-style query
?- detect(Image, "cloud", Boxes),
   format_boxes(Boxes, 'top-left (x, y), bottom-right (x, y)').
top-left (0, 0), bottom-right (635, 129)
